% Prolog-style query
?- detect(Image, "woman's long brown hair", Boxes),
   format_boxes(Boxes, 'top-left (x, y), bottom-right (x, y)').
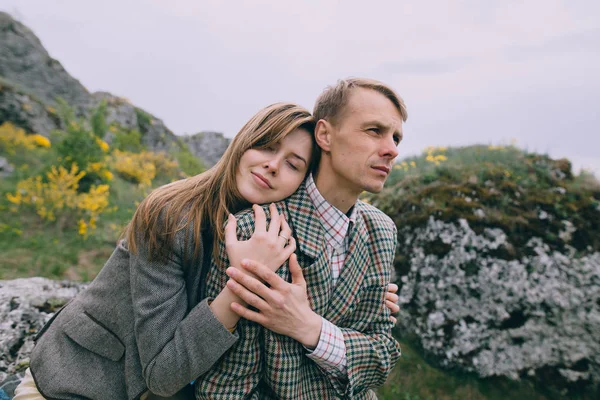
top-left (125, 103), bottom-right (316, 263)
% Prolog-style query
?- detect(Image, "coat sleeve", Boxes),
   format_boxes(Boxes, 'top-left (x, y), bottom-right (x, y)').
top-left (335, 288), bottom-right (401, 397)
top-left (129, 219), bottom-right (238, 397)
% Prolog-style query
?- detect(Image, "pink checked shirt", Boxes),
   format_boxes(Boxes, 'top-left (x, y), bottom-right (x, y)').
top-left (304, 173), bottom-right (356, 379)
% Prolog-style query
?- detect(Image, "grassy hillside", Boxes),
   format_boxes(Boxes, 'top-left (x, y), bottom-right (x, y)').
top-left (0, 102), bottom-right (205, 280)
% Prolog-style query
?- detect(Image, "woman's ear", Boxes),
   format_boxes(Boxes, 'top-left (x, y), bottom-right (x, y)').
top-left (314, 119), bottom-right (332, 152)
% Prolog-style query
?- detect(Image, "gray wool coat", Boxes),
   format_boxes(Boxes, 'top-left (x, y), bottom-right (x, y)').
top-left (29, 226), bottom-right (238, 400)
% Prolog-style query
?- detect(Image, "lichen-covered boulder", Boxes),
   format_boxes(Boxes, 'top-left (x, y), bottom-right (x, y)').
top-left (368, 145), bottom-right (600, 392)
top-left (395, 217), bottom-right (600, 386)
top-left (0, 278), bottom-right (86, 397)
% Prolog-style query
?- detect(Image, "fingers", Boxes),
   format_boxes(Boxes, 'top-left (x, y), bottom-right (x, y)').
top-left (289, 254), bottom-right (305, 285)
top-left (390, 316), bottom-right (397, 324)
top-left (385, 291), bottom-right (399, 304)
top-left (387, 283), bottom-right (398, 294)
top-left (231, 302), bottom-right (267, 325)
top-left (226, 267), bottom-right (274, 301)
top-left (227, 278), bottom-right (269, 311)
top-left (253, 204), bottom-right (267, 232)
top-left (275, 237), bottom-right (296, 267)
top-left (225, 214), bottom-right (238, 245)
top-left (240, 259), bottom-right (286, 289)
top-left (385, 300), bottom-right (400, 314)
top-left (267, 203), bottom-right (281, 238)
top-left (279, 214), bottom-right (292, 243)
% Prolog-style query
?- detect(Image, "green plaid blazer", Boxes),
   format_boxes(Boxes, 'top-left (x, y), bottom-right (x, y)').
top-left (196, 180), bottom-right (400, 399)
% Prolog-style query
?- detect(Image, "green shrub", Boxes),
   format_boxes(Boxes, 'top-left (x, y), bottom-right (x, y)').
top-left (91, 100), bottom-right (108, 138)
top-left (172, 143), bottom-right (206, 177)
top-left (111, 127), bottom-right (144, 153)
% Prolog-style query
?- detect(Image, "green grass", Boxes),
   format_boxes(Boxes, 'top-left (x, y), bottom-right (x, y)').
top-left (0, 167), bottom-right (148, 281)
top-left (377, 333), bottom-right (597, 400)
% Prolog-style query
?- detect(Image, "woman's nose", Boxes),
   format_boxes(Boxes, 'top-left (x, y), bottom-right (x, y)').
top-left (263, 158), bottom-right (280, 174)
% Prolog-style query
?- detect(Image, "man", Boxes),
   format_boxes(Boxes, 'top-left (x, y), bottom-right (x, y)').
top-left (197, 78), bottom-right (407, 399)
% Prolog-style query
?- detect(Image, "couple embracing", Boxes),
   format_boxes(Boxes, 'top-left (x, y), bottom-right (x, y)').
top-left (16, 77), bottom-right (407, 399)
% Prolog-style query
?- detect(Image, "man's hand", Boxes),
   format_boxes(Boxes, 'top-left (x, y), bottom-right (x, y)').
top-left (225, 254), bottom-right (322, 349)
top-left (225, 203), bottom-right (296, 273)
top-left (386, 283), bottom-right (400, 324)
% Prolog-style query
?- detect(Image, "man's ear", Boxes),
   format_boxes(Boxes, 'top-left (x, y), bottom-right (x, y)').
top-left (314, 119), bottom-right (332, 152)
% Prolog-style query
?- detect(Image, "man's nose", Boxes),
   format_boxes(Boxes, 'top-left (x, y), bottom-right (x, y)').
top-left (381, 136), bottom-right (399, 159)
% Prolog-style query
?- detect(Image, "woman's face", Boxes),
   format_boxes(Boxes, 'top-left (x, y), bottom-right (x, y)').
top-left (236, 128), bottom-right (313, 204)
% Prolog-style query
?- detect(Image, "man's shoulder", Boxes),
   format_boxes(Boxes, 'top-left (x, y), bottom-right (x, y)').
top-left (355, 200), bottom-right (396, 233)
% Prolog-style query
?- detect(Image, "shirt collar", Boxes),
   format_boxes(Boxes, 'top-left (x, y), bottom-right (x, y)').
top-left (305, 174), bottom-right (356, 249)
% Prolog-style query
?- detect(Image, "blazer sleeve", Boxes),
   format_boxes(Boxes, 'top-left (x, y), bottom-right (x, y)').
top-left (129, 219), bottom-right (238, 397)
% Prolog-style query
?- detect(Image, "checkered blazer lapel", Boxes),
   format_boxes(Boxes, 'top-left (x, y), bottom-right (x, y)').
top-left (285, 181), bottom-right (371, 325)
top-left (325, 209), bottom-right (370, 326)
top-left (284, 180), bottom-right (332, 317)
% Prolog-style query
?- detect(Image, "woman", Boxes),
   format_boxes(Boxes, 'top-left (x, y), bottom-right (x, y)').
top-left (14, 103), bottom-right (399, 400)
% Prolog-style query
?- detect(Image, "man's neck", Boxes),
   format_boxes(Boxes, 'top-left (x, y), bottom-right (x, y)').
top-left (312, 169), bottom-right (360, 214)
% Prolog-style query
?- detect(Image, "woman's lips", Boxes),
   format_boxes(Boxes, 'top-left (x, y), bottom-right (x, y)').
top-left (251, 172), bottom-right (272, 189)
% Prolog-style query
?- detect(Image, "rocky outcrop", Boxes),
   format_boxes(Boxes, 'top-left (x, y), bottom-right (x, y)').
top-left (0, 79), bottom-right (60, 137)
top-left (90, 92), bottom-right (181, 153)
top-left (0, 12), bottom-right (90, 111)
top-left (395, 217), bottom-right (600, 389)
top-left (182, 131), bottom-right (231, 166)
top-left (0, 12), bottom-right (229, 164)
top-left (0, 278), bottom-right (86, 397)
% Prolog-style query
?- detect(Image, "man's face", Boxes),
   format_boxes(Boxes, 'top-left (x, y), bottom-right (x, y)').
top-left (325, 88), bottom-right (403, 195)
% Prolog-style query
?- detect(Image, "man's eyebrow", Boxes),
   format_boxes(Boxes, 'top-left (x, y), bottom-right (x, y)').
top-left (363, 120), bottom-right (397, 132)
top-left (364, 120), bottom-right (402, 137)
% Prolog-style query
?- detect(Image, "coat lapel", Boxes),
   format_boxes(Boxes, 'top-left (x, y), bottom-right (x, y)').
top-left (324, 208), bottom-right (371, 325)
top-left (284, 181), bottom-right (331, 316)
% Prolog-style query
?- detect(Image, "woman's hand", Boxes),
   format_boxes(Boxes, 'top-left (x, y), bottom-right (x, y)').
top-left (385, 283), bottom-right (400, 324)
top-left (225, 203), bottom-right (296, 273)
top-left (226, 255), bottom-right (322, 349)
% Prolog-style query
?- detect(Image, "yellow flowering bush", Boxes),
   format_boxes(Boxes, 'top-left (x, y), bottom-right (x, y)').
top-left (6, 163), bottom-right (110, 237)
top-left (424, 146), bottom-right (448, 166)
top-left (111, 150), bottom-right (179, 186)
top-left (86, 161), bottom-right (113, 182)
top-left (0, 122), bottom-right (51, 154)
top-left (95, 137), bottom-right (109, 152)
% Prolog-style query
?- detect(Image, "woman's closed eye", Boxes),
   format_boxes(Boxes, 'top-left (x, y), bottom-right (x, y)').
top-left (286, 160), bottom-right (299, 171)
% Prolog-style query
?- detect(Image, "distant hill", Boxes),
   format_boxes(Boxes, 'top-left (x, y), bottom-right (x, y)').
top-left (0, 11), bottom-right (229, 166)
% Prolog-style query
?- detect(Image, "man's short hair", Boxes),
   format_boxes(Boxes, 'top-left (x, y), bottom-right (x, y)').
top-left (313, 78), bottom-right (408, 126)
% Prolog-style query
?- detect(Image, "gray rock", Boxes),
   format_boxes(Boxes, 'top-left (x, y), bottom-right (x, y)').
top-left (91, 91), bottom-right (138, 132)
top-left (0, 12), bottom-right (228, 165)
top-left (396, 217), bottom-right (600, 389)
top-left (0, 156), bottom-right (14, 177)
top-left (0, 12), bottom-right (91, 111)
top-left (0, 82), bottom-right (59, 136)
top-left (0, 278), bottom-right (86, 382)
top-left (182, 131), bottom-right (230, 167)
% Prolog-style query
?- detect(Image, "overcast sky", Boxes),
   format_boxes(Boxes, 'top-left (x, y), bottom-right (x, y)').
top-left (2, 0), bottom-right (599, 174)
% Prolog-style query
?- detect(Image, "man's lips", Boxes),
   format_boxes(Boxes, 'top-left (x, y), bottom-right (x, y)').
top-left (251, 172), bottom-right (273, 188)
top-left (372, 166), bottom-right (391, 175)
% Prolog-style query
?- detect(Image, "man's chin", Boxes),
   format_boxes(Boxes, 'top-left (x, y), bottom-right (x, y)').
top-left (361, 183), bottom-right (385, 194)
